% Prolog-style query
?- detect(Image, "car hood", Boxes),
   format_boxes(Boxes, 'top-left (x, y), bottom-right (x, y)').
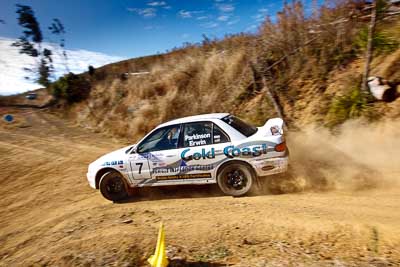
top-left (91, 145), bottom-right (135, 166)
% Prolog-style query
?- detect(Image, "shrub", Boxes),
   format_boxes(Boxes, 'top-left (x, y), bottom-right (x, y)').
top-left (51, 73), bottom-right (91, 103)
top-left (327, 87), bottom-right (370, 127)
top-left (88, 65), bottom-right (95, 76)
top-left (355, 27), bottom-right (399, 55)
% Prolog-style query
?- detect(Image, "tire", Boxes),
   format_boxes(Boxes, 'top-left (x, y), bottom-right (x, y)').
top-left (217, 162), bottom-right (254, 197)
top-left (99, 171), bottom-right (128, 201)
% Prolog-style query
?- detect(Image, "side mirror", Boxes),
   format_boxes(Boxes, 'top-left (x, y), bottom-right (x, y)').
top-left (127, 145), bottom-right (137, 154)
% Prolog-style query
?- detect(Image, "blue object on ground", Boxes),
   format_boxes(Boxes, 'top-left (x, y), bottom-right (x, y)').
top-left (4, 114), bottom-right (14, 122)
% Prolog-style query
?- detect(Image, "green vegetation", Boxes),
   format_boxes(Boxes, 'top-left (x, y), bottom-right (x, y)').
top-left (51, 73), bottom-right (91, 103)
top-left (88, 65), bottom-right (95, 76)
top-left (194, 246), bottom-right (231, 262)
top-left (355, 27), bottom-right (399, 54)
top-left (327, 87), bottom-right (370, 127)
top-left (12, 5), bottom-right (66, 87)
top-left (42, 0), bottom-right (399, 139)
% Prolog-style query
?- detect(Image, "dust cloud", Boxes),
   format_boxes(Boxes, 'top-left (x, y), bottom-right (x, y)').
top-left (271, 119), bottom-right (400, 193)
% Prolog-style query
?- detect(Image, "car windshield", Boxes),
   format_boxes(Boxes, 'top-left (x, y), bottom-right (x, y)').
top-left (221, 115), bottom-right (258, 137)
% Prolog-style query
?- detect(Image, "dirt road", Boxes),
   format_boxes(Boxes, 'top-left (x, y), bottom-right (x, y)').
top-left (0, 109), bottom-right (399, 266)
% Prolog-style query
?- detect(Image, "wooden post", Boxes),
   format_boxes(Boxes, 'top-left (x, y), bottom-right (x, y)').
top-left (361, 0), bottom-right (377, 92)
top-left (261, 77), bottom-right (287, 129)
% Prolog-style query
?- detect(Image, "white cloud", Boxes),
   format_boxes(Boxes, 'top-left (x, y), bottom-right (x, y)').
top-left (196, 16), bottom-right (208, 20)
top-left (147, 1), bottom-right (167, 7)
top-left (227, 17), bottom-right (240, 25)
top-left (252, 13), bottom-right (265, 22)
top-left (181, 33), bottom-right (190, 39)
top-left (127, 7), bottom-right (157, 18)
top-left (178, 10), bottom-right (192, 18)
top-left (245, 24), bottom-right (258, 32)
top-left (201, 22), bottom-right (219, 28)
top-left (253, 8), bottom-right (269, 22)
top-left (217, 15), bottom-right (230, 21)
top-left (178, 10), bottom-right (203, 19)
top-left (0, 37), bottom-right (123, 95)
top-left (216, 3), bottom-right (235, 13)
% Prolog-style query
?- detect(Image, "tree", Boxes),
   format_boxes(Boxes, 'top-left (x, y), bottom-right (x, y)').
top-left (12, 5), bottom-right (65, 87)
top-left (49, 18), bottom-right (69, 72)
top-left (88, 65), bottom-right (95, 76)
top-left (361, 0), bottom-right (395, 92)
top-left (51, 73), bottom-right (91, 103)
top-left (361, 1), bottom-right (377, 92)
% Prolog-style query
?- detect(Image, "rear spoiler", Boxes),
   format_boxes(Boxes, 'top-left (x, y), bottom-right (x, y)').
top-left (262, 118), bottom-right (284, 136)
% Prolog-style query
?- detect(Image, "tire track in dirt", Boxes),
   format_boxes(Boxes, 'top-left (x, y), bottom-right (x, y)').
top-left (0, 109), bottom-right (399, 266)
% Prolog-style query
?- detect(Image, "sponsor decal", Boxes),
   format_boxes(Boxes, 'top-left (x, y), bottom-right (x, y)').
top-left (180, 144), bottom-right (268, 160)
top-left (181, 148), bottom-right (215, 161)
top-left (156, 173), bottom-right (212, 181)
top-left (152, 164), bottom-right (214, 174)
top-left (102, 160), bottom-right (124, 166)
top-left (185, 133), bottom-right (211, 147)
top-left (136, 153), bottom-right (163, 161)
top-left (223, 144), bottom-right (267, 158)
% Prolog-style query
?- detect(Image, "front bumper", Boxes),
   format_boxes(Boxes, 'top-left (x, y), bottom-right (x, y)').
top-left (250, 156), bottom-right (289, 177)
top-left (87, 171), bottom-right (96, 189)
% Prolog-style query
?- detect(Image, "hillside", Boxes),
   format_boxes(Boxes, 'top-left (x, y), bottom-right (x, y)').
top-left (40, 1), bottom-right (398, 142)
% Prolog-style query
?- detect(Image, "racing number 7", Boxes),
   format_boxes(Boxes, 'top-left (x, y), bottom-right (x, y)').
top-left (136, 162), bottom-right (143, 174)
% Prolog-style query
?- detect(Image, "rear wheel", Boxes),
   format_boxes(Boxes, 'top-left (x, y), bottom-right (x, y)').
top-left (217, 162), bottom-right (254, 197)
top-left (99, 171), bottom-right (128, 201)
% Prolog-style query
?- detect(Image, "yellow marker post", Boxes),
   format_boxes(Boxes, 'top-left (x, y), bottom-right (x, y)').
top-left (148, 223), bottom-right (169, 267)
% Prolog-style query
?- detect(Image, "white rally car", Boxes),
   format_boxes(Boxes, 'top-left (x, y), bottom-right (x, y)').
top-left (87, 113), bottom-right (289, 201)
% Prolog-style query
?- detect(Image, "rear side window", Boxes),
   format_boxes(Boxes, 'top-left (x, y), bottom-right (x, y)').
top-left (183, 122), bottom-right (212, 147)
top-left (221, 115), bottom-right (258, 137)
top-left (213, 124), bottom-right (230, 144)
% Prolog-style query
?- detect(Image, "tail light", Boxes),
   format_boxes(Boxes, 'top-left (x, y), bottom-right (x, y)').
top-left (275, 142), bottom-right (286, 152)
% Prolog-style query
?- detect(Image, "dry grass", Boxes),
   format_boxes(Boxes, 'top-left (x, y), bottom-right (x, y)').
top-left (61, 0), bottom-right (400, 141)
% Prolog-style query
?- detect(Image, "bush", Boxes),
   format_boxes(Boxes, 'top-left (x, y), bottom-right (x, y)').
top-left (88, 65), bottom-right (95, 76)
top-left (327, 87), bottom-right (370, 127)
top-left (51, 73), bottom-right (91, 103)
top-left (355, 27), bottom-right (399, 55)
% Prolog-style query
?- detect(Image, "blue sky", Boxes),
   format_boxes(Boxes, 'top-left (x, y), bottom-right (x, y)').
top-left (0, 0), bottom-right (296, 59)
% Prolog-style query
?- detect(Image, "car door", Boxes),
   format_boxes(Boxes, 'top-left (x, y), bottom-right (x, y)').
top-left (179, 121), bottom-right (231, 181)
top-left (126, 150), bottom-right (152, 184)
top-left (133, 124), bottom-right (184, 185)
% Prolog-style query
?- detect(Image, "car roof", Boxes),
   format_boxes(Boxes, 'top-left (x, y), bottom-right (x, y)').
top-left (157, 113), bottom-right (230, 128)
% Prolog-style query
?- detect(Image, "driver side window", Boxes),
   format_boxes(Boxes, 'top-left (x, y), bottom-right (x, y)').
top-left (137, 124), bottom-right (181, 153)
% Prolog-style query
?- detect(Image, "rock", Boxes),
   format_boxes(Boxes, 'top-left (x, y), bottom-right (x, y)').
top-left (367, 76), bottom-right (397, 102)
top-left (242, 238), bottom-right (254, 245)
top-left (121, 219), bottom-right (133, 224)
top-left (171, 255), bottom-right (186, 261)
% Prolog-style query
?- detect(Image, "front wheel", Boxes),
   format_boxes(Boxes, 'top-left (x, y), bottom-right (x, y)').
top-left (99, 171), bottom-right (128, 201)
top-left (217, 162), bottom-right (254, 197)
